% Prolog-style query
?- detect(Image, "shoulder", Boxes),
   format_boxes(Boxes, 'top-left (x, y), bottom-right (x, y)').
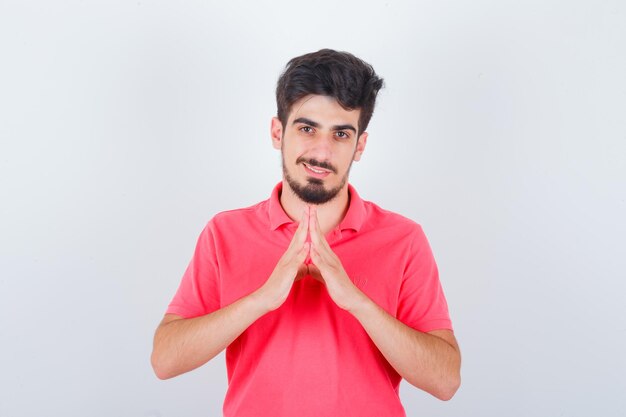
top-left (204, 199), bottom-right (270, 235)
top-left (211, 200), bottom-right (267, 223)
top-left (361, 199), bottom-right (425, 237)
top-left (358, 199), bottom-right (435, 257)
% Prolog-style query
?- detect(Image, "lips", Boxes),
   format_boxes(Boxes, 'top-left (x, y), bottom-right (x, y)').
top-left (303, 163), bottom-right (331, 178)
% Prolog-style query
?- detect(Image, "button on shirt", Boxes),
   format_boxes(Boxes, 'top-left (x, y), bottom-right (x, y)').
top-left (167, 183), bottom-right (453, 417)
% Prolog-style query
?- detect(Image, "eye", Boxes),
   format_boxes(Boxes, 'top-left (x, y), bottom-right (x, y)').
top-left (335, 131), bottom-right (350, 139)
top-left (300, 126), bottom-right (314, 134)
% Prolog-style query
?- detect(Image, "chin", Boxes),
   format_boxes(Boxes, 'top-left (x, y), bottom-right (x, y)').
top-left (285, 176), bottom-right (345, 205)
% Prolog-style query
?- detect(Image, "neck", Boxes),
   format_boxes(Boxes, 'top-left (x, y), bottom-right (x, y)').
top-left (279, 180), bottom-right (350, 235)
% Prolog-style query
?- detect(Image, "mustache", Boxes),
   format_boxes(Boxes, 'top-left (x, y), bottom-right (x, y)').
top-left (296, 157), bottom-right (337, 174)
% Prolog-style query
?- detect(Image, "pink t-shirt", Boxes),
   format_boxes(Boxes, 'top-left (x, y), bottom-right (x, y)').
top-left (167, 183), bottom-right (452, 417)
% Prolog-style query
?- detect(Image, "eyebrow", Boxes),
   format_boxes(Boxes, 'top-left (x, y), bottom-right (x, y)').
top-left (292, 117), bottom-right (357, 133)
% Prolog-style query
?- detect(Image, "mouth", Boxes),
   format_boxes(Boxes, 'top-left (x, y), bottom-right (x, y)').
top-left (302, 162), bottom-right (331, 178)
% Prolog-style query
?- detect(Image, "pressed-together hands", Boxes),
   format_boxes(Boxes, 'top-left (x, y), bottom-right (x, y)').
top-left (258, 206), bottom-right (366, 312)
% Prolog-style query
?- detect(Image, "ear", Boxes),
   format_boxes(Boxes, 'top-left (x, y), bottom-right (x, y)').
top-left (271, 117), bottom-right (283, 150)
top-left (353, 132), bottom-right (368, 161)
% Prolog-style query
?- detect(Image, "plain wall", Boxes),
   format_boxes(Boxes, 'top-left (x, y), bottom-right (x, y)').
top-left (1, 0), bottom-right (625, 416)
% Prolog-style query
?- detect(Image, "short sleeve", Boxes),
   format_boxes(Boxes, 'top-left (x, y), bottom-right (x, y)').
top-left (396, 225), bottom-right (453, 333)
top-left (166, 221), bottom-right (221, 318)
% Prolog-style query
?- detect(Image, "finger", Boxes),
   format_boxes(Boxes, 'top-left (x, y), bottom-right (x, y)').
top-left (283, 242), bottom-right (309, 278)
top-left (287, 207), bottom-right (309, 252)
top-left (311, 243), bottom-right (337, 273)
top-left (308, 206), bottom-right (323, 248)
top-left (315, 209), bottom-right (333, 251)
top-left (295, 206), bottom-right (310, 242)
top-left (309, 244), bottom-right (322, 266)
top-left (297, 242), bottom-right (310, 263)
top-left (309, 206), bottom-right (331, 252)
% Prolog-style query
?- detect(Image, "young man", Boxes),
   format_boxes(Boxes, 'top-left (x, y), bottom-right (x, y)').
top-left (151, 49), bottom-right (461, 416)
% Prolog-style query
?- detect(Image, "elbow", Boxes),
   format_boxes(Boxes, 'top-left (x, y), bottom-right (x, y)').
top-left (434, 373), bottom-right (461, 401)
top-left (408, 371), bottom-right (461, 401)
top-left (151, 350), bottom-right (177, 380)
top-left (152, 366), bottom-right (172, 381)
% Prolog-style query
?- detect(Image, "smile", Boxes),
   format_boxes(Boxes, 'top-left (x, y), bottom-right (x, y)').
top-left (304, 163), bottom-right (328, 174)
top-left (303, 163), bottom-right (331, 178)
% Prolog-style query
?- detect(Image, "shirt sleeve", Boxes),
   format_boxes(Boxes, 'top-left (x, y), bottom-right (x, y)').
top-left (396, 225), bottom-right (453, 333)
top-left (166, 221), bottom-right (221, 318)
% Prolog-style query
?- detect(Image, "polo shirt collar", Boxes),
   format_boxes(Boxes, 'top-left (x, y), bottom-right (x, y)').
top-left (338, 184), bottom-right (366, 232)
top-left (268, 183), bottom-right (293, 230)
top-left (268, 182), bottom-right (366, 232)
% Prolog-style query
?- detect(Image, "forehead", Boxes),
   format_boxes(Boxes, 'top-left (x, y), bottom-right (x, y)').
top-left (287, 95), bottom-right (360, 127)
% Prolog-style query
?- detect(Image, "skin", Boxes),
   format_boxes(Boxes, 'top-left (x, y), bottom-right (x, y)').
top-left (151, 94), bottom-right (461, 400)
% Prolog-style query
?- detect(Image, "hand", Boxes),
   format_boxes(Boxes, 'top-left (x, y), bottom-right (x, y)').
top-left (308, 206), bottom-right (366, 312)
top-left (257, 208), bottom-right (310, 312)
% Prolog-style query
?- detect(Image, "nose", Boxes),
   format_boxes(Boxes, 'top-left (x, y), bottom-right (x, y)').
top-left (308, 133), bottom-right (334, 161)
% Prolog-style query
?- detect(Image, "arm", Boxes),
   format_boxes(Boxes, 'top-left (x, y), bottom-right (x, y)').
top-left (307, 207), bottom-right (461, 400)
top-left (151, 293), bottom-right (267, 380)
top-left (151, 209), bottom-right (310, 380)
top-left (349, 298), bottom-right (461, 400)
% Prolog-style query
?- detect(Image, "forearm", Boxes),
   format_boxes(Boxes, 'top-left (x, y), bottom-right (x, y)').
top-left (152, 213), bottom-right (310, 380)
top-left (349, 295), bottom-right (461, 400)
top-left (151, 290), bottom-right (269, 380)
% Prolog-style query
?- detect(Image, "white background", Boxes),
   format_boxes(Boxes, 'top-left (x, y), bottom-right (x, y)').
top-left (1, 1), bottom-right (625, 416)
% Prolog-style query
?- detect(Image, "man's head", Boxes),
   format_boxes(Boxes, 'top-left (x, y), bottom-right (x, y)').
top-left (276, 49), bottom-right (384, 137)
top-left (272, 49), bottom-right (384, 205)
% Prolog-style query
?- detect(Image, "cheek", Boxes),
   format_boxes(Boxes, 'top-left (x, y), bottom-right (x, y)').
top-left (281, 145), bottom-right (301, 164)
top-left (287, 143), bottom-right (308, 158)
top-left (340, 151), bottom-right (357, 167)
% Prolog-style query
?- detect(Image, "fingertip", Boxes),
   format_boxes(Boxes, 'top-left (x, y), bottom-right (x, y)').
top-left (298, 210), bottom-right (308, 230)
top-left (309, 207), bottom-right (316, 226)
top-left (311, 207), bottom-right (320, 227)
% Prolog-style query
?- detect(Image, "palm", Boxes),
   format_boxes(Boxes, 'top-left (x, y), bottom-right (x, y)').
top-left (295, 264), bottom-right (309, 281)
top-left (307, 264), bottom-right (323, 282)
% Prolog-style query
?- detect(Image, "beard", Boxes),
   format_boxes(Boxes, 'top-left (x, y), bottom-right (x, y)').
top-left (282, 155), bottom-right (352, 205)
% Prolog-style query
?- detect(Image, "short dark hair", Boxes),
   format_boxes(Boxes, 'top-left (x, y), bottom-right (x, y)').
top-left (276, 49), bottom-right (384, 135)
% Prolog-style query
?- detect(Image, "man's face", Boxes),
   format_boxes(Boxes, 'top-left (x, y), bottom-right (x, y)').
top-left (271, 95), bottom-right (367, 204)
